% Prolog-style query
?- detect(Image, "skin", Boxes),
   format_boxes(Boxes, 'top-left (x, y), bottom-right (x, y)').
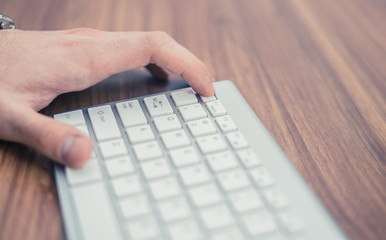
top-left (0, 28), bottom-right (215, 168)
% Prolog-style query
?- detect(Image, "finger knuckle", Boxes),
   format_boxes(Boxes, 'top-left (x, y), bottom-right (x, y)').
top-left (144, 31), bottom-right (172, 48)
top-left (64, 27), bottom-right (103, 37)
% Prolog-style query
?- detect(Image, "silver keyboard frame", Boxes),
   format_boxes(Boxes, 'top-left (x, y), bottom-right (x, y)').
top-left (54, 80), bottom-right (346, 240)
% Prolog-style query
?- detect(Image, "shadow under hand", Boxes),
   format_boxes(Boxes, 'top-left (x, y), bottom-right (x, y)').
top-left (41, 68), bottom-right (189, 115)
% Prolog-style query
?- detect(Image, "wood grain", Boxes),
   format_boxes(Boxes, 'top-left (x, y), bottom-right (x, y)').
top-left (0, 0), bottom-right (385, 239)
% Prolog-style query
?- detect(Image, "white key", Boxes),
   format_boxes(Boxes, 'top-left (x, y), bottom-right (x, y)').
top-left (158, 197), bottom-right (190, 222)
top-left (237, 148), bottom-right (260, 167)
top-left (206, 101), bottom-right (226, 117)
top-left (104, 155), bottom-right (134, 177)
top-left (200, 204), bottom-right (233, 230)
top-left (72, 182), bottom-right (121, 240)
top-left (126, 216), bottom-right (160, 240)
top-left (111, 175), bottom-right (142, 197)
top-left (126, 124), bottom-right (155, 143)
top-left (171, 89), bottom-right (198, 106)
top-left (88, 105), bottom-right (121, 141)
top-left (187, 118), bottom-right (217, 137)
top-left (168, 220), bottom-right (202, 240)
top-left (249, 167), bottom-right (275, 188)
top-left (119, 194), bottom-right (150, 219)
top-left (217, 168), bottom-right (251, 191)
top-left (212, 227), bottom-right (244, 240)
top-left (170, 146), bottom-right (200, 167)
top-left (153, 114), bottom-right (181, 133)
top-left (75, 124), bottom-right (90, 137)
top-left (279, 211), bottom-right (304, 233)
top-left (189, 183), bottom-right (221, 207)
top-left (116, 100), bottom-right (147, 127)
top-left (179, 164), bottom-right (211, 186)
top-left (263, 187), bottom-right (289, 209)
top-left (242, 210), bottom-right (277, 236)
top-left (144, 94), bottom-right (173, 117)
top-left (54, 110), bottom-right (85, 126)
top-left (196, 134), bottom-right (227, 154)
top-left (66, 158), bottom-right (102, 185)
top-left (149, 177), bottom-right (180, 200)
top-left (99, 138), bottom-right (128, 159)
top-left (229, 188), bottom-right (263, 212)
top-left (141, 158), bottom-right (171, 180)
top-left (200, 95), bottom-right (216, 103)
top-left (133, 141), bottom-right (162, 161)
top-left (161, 129), bottom-right (190, 149)
top-left (226, 131), bottom-right (248, 150)
top-left (206, 151), bottom-right (238, 172)
top-left (215, 115), bottom-right (237, 133)
top-left (179, 103), bottom-right (207, 121)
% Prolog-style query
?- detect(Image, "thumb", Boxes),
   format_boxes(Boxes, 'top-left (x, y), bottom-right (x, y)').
top-left (5, 105), bottom-right (92, 168)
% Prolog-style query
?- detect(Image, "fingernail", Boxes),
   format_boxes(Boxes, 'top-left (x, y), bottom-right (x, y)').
top-left (61, 135), bottom-right (89, 166)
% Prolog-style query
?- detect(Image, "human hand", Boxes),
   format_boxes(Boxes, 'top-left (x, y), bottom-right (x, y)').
top-left (0, 28), bottom-right (215, 168)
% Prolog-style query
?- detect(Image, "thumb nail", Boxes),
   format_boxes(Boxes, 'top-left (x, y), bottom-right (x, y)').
top-left (61, 135), bottom-right (90, 166)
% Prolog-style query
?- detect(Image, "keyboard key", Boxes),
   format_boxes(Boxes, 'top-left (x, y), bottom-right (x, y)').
top-left (179, 103), bottom-right (207, 121)
top-left (54, 110), bottom-right (85, 126)
top-left (217, 168), bottom-right (251, 191)
top-left (153, 114), bottom-right (181, 133)
top-left (200, 95), bottom-right (216, 103)
top-left (119, 194), bottom-right (150, 219)
top-left (126, 217), bottom-right (161, 240)
top-left (126, 124), bottom-right (155, 143)
top-left (249, 167), bottom-right (275, 188)
top-left (141, 158), bottom-right (171, 180)
top-left (263, 187), bottom-right (289, 209)
top-left (66, 158), bottom-right (102, 185)
top-left (226, 131), bottom-right (248, 150)
top-left (229, 188), bottom-right (263, 212)
top-left (242, 210), bottom-right (277, 236)
top-left (179, 164), bottom-right (211, 186)
top-left (126, 216), bottom-right (160, 240)
top-left (133, 141), bottom-right (162, 161)
top-left (237, 148), bottom-right (261, 167)
top-left (144, 94), bottom-right (173, 117)
top-left (111, 175), bottom-right (142, 197)
top-left (187, 118), bottom-right (217, 137)
top-left (211, 227), bottom-right (244, 240)
top-left (168, 219), bottom-right (202, 240)
top-left (206, 101), bottom-right (226, 117)
top-left (196, 134), bottom-right (227, 154)
top-left (200, 204), bottom-right (233, 230)
top-left (189, 183), bottom-right (221, 207)
top-left (158, 197), bottom-right (191, 222)
top-left (88, 105), bottom-right (121, 141)
top-left (161, 129), bottom-right (190, 149)
top-left (99, 138), bottom-right (128, 159)
top-left (279, 211), bottom-right (304, 233)
top-left (149, 177), bottom-right (180, 200)
top-left (171, 89), bottom-right (198, 106)
top-left (72, 182), bottom-right (121, 240)
top-left (206, 151), bottom-right (238, 172)
top-left (169, 146), bottom-right (200, 167)
top-left (75, 124), bottom-right (90, 137)
top-left (104, 155), bottom-right (134, 177)
top-left (116, 100), bottom-right (147, 127)
top-left (215, 115), bottom-right (237, 133)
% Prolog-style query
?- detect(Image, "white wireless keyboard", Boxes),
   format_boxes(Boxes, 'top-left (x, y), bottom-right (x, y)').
top-left (53, 80), bottom-right (346, 240)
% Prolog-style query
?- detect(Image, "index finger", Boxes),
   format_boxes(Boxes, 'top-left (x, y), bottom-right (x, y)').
top-left (64, 29), bottom-right (216, 96)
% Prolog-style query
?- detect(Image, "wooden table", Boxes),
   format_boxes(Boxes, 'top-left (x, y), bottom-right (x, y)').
top-left (0, 0), bottom-right (385, 239)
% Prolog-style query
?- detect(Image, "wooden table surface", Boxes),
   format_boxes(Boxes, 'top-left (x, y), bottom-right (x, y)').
top-left (0, 0), bottom-right (385, 239)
